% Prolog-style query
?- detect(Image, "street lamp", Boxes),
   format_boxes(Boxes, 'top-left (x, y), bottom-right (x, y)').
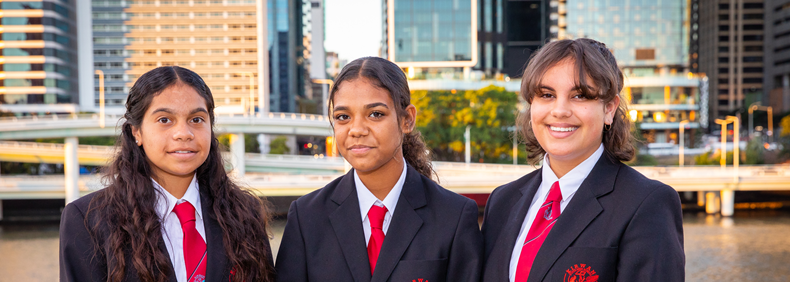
top-left (312, 78), bottom-right (334, 116)
top-left (679, 120), bottom-right (689, 167)
top-left (748, 102), bottom-right (774, 143)
top-left (94, 70), bottom-right (105, 128)
top-left (240, 72), bottom-right (256, 116)
top-left (715, 116), bottom-right (740, 174)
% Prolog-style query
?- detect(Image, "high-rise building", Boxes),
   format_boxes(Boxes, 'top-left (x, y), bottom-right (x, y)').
top-left (0, 0), bottom-right (90, 113)
top-left (477, 0), bottom-right (550, 78)
top-left (382, 0), bottom-right (477, 79)
top-left (695, 0), bottom-right (766, 125)
top-left (268, 0), bottom-right (317, 113)
top-left (764, 0), bottom-right (790, 113)
top-left (92, 0), bottom-right (268, 113)
top-left (563, 0), bottom-right (705, 147)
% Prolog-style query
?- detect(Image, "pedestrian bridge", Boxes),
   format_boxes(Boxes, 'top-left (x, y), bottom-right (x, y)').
top-left (0, 113), bottom-right (332, 140)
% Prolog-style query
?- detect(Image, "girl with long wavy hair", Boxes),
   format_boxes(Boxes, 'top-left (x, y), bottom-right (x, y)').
top-left (59, 66), bottom-right (275, 282)
top-left (274, 57), bottom-right (483, 282)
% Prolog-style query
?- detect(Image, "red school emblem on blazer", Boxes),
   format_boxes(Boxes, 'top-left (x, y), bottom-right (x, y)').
top-left (564, 264), bottom-right (599, 282)
top-left (411, 279), bottom-right (429, 282)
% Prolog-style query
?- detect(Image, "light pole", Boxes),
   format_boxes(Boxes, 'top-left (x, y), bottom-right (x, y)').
top-left (679, 120), bottom-right (689, 167)
top-left (312, 78), bottom-right (334, 116)
top-left (240, 72), bottom-right (256, 116)
top-left (715, 116), bottom-right (740, 174)
top-left (94, 70), bottom-right (105, 128)
top-left (748, 102), bottom-right (774, 143)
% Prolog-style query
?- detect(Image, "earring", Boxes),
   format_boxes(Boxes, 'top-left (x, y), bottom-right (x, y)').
top-left (604, 123), bottom-right (611, 131)
top-left (135, 139), bottom-right (139, 144)
top-left (529, 120), bottom-right (532, 127)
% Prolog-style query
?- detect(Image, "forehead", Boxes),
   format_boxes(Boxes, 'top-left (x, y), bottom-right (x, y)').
top-left (333, 78), bottom-right (393, 106)
top-left (147, 83), bottom-right (207, 113)
top-left (538, 59), bottom-right (596, 89)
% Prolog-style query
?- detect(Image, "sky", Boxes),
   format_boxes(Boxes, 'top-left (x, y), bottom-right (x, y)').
top-left (324, 0), bottom-right (382, 62)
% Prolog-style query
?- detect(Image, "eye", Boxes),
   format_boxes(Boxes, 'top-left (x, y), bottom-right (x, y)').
top-left (334, 114), bottom-right (349, 121)
top-left (191, 117), bottom-right (205, 123)
top-left (538, 92), bottom-right (554, 99)
top-left (369, 111), bottom-right (384, 118)
top-left (157, 117), bottom-right (170, 124)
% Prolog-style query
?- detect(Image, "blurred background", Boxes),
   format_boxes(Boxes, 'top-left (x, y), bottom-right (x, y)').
top-left (0, 0), bottom-right (789, 280)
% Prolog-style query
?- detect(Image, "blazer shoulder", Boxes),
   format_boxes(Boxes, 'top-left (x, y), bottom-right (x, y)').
top-left (614, 164), bottom-right (677, 201)
top-left (63, 190), bottom-right (104, 218)
top-left (419, 174), bottom-right (476, 208)
top-left (292, 173), bottom-right (348, 209)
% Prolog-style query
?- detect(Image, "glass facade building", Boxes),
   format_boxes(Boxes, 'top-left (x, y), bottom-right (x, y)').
top-left (384, 0), bottom-right (476, 68)
top-left (0, 0), bottom-right (80, 113)
top-left (268, 0), bottom-right (316, 113)
top-left (565, 0), bottom-right (689, 67)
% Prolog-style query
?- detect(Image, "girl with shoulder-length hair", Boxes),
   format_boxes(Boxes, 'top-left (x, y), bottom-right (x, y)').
top-left (275, 56), bottom-right (483, 282)
top-left (481, 38), bottom-right (685, 282)
top-left (59, 66), bottom-right (275, 282)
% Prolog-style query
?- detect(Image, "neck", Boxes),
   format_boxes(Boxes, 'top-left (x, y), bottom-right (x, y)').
top-left (546, 145), bottom-right (600, 179)
top-left (357, 155), bottom-right (405, 200)
top-left (152, 173), bottom-right (194, 199)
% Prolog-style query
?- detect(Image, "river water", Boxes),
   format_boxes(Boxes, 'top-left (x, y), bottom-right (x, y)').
top-left (2, 211), bottom-right (789, 281)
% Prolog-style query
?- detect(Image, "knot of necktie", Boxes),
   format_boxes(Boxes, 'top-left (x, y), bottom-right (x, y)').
top-left (368, 205), bottom-right (388, 230)
top-left (547, 181), bottom-right (563, 203)
top-left (173, 201), bottom-right (197, 226)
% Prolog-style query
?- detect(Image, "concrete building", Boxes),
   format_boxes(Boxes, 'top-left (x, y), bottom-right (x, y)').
top-left (92, 0), bottom-right (268, 114)
top-left (0, 0), bottom-right (92, 114)
top-left (694, 0), bottom-right (766, 125)
top-left (764, 0), bottom-right (790, 113)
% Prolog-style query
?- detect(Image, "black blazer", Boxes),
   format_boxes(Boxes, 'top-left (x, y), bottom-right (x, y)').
top-left (275, 164), bottom-right (483, 282)
top-left (59, 190), bottom-right (273, 282)
top-left (481, 155), bottom-right (684, 282)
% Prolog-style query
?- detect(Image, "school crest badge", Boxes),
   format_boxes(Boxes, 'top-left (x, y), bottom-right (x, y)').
top-left (563, 264), bottom-right (599, 282)
top-left (411, 279), bottom-right (429, 282)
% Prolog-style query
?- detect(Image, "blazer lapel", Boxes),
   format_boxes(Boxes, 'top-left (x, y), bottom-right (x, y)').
top-left (371, 165), bottom-right (426, 282)
top-left (328, 169), bottom-right (373, 282)
top-left (488, 170), bottom-right (542, 280)
top-left (201, 193), bottom-right (230, 282)
top-left (527, 156), bottom-right (620, 282)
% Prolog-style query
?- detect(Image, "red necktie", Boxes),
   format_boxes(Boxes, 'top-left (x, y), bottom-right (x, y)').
top-left (173, 202), bottom-right (207, 282)
top-left (367, 205), bottom-right (388, 275)
top-left (515, 181), bottom-right (563, 282)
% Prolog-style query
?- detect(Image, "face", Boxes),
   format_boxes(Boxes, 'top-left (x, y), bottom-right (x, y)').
top-left (530, 59), bottom-right (619, 166)
top-left (332, 77), bottom-right (416, 174)
top-left (132, 82), bottom-right (212, 183)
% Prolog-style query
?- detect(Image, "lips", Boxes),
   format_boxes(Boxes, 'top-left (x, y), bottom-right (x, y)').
top-left (167, 149), bottom-right (198, 159)
top-left (546, 123), bottom-right (579, 138)
top-left (348, 144), bottom-right (373, 154)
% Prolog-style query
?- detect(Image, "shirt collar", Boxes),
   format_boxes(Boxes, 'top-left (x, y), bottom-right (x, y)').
top-left (542, 143), bottom-right (604, 200)
top-left (355, 158), bottom-right (408, 219)
top-left (153, 174), bottom-right (202, 221)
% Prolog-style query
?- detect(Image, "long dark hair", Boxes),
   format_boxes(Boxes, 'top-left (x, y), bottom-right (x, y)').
top-left (328, 57), bottom-right (436, 180)
top-left (86, 66), bottom-right (274, 282)
top-left (517, 38), bottom-right (635, 164)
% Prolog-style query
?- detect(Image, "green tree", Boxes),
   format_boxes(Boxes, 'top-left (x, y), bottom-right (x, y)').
top-left (269, 136), bottom-right (290, 155)
top-left (216, 133), bottom-right (260, 153)
top-left (413, 85), bottom-right (521, 163)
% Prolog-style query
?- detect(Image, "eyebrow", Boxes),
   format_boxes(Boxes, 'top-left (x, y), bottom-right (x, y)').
top-left (332, 102), bottom-right (390, 112)
top-left (538, 84), bottom-right (594, 92)
top-left (150, 107), bottom-right (208, 115)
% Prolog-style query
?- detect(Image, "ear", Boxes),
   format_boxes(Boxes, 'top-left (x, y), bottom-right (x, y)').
top-left (131, 124), bottom-right (143, 146)
top-left (402, 104), bottom-right (417, 134)
top-left (604, 95), bottom-right (620, 125)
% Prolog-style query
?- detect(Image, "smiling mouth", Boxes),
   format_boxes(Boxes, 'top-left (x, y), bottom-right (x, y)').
top-left (549, 126), bottom-right (578, 132)
top-left (169, 150), bottom-right (196, 154)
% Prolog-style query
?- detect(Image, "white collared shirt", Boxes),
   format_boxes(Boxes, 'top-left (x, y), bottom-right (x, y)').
top-left (355, 158), bottom-right (408, 246)
top-left (153, 174), bottom-right (206, 282)
top-left (508, 144), bottom-right (604, 281)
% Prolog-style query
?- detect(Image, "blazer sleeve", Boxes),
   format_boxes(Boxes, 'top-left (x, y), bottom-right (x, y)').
top-left (616, 185), bottom-right (685, 282)
top-left (274, 201), bottom-right (308, 282)
top-left (445, 199), bottom-right (484, 282)
top-left (59, 202), bottom-right (105, 282)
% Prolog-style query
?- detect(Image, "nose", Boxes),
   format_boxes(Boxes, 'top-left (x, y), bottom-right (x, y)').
top-left (172, 120), bottom-right (194, 141)
top-left (347, 116), bottom-right (369, 138)
top-left (550, 95), bottom-right (573, 119)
